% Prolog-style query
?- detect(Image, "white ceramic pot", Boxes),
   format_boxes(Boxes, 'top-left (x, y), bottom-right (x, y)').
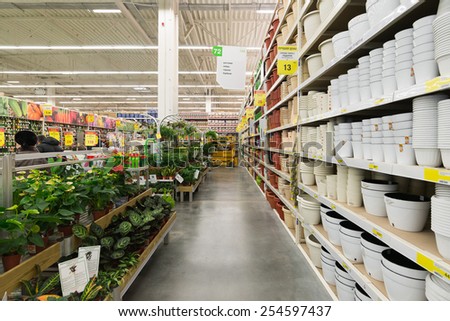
top-left (372, 144), bottom-right (384, 162)
top-left (414, 148), bottom-right (442, 167)
top-left (383, 144), bottom-right (397, 164)
top-left (354, 283), bottom-right (372, 301)
top-left (413, 60), bottom-right (439, 84)
top-left (321, 257), bottom-right (336, 285)
top-left (339, 221), bottom-right (364, 262)
top-left (301, 204), bottom-right (321, 225)
top-left (361, 179), bottom-right (399, 192)
top-left (363, 143), bottom-right (373, 160)
top-left (384, 193), bottom-right (430, 232)
top-left (351, 141), bottom-right (363, 159)
top-left (332, 31), bottom-right (351, 57)
top-left (395, 144), bottom-right (416, 165)
top-left (327, 175), bottom-right (338, 199)
top-left (395, 67), bottom-right (415, 90)
top-left (370, 81), bottom-right (383, 98)
top-left (362, 187), bottom-right (390, 216)
top-left (381, 262), bottom-right (427, 301)
top-left (361, 232), bottom-right (390, 281)
top-left (434, 232), bottom-right (450, 260)
top-left (335, 275), bottom-right (356, 301)
top-left (317, 0), bottom-right (335, 21)
top-left (319, 38), bottom-right (335, 66)
top-left (301, 171), bottom-right (316, 186)
top-left (382, 249), bottom-right (429, 279)
top-left (348, 13), bottom-right (369, 44)
top-left (306, 234), bottom-right (322, 268)
top-left (302, 10), bottom-right (321, 42)
top-left (325, 211), bottom-right (347, 246)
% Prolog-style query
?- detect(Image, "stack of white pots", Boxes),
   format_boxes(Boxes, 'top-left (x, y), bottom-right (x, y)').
top-left (431, 184), bottom-right (450, 260)
top-left (361, 232), bottom-right (390, 281)
top-left (358, 56), bottom-right (371, 100)
top-left (369, 48), bottom-right (383, 98)
top-left (354, 283), bottom-right (372, 301)
top-left (326, 174), bottom-right (338, 200)
top-left (330, 78), bottom-right (340, 110)
top-left (433, 11), bottom-right (450, 76)
top-left (332, 31), bottom-right (351, 57)
top-left (348, 13), bottom-right (369, 45)
top-left (321, 247), bottom-right (337, 285)
top-left (381, 115), bottom-right (396, 163)
top-left (392, 112), bottom-right (415, 165)
top-left (300, 161), bottom-right (315, 186)
top-left (335, 262), bottom-right (356, 301)
top-left (338, 74), bottom-right (349, 108)
top-left (299, 95), bottom-right (308, 120)
top-left (337, 165), bottom-right (348, 203)
top-left (307, 91), bottom-right (319, 117)
top-left (381, 249), bottom-right (428, 301)
top-left (298, 194), bottom-right (321, 225)
top-left (361, 179), bottom-right (399, 217)
top-left (319, 38), bottom-right (335, 66)
top-left (382, 40), bottom-right (397, 95)
top-left (362, 119), bottom-right (372, 160)
top-left (320, 204), bottom-right (331, 231)
top-left (425, 274), bottom-right (450, 301)
top-left (366, 0), bottom-right (400, 28)
top-left (302, 10), bottom-right (321, 42)
top-left (395, 28), bottom-right (415, 90)
top-left (347, 68), bottom-right (360, 105)
top-left (351, 122), bottom-right (363, 159)
top-left (413, 15), bottom-right (438, 83)
top-left (300, 128), bottom-right (308, 149)
top-left (339, 221), bottom-right (365, 263)
top-left (413, 94), bottom-right (448, 167)
top-left (314, 161), bottom-right (334, 196)
top-left (347, 167), bottom-right (365, 207)
top-left (306, 234), bottom-right (322, 268)
top-left (437, 99), bottom-right (450, 169)
top-left (306, 53), bottom-right (323, 78)
top-left (370, 117), bottom-right (384, 162)
top-left (325, 210), bottom-right (347, 246)
top-left (334, 123), bottom-right (353, 158)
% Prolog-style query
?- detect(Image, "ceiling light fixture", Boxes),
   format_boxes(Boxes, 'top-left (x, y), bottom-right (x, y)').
top-left (6, 80), bottom-right (20, 84)
top-left (256, 9), bottom-right (274, 14)
top-left (72, 98), bottom-right (82, 101)
top-left (92, 9), bottom-right (122, 13)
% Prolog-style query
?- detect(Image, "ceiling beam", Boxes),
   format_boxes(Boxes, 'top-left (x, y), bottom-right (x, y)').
top-left (115, 0), bottom-right (154, 45)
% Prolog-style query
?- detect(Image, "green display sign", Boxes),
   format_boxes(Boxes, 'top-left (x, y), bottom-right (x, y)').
top-left (212, 46), bottom-right (223, 57)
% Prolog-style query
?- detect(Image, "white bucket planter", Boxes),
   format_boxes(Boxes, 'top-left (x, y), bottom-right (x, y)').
top-left (301, 204), bottom-right (321, 225)
top-left (306, 234), bottom-right (322, 268)
top-left (354, 283), bottom-right (372, 301)
top-left (317, 0), bottom-right (335, 21)
top-left (332, 31), bottom-right (351, 57)
top-left (325, 211), bottom-right (347, 245)
top-left (302, 10), bottom-right (321, 42)
top-left (335, 276), bottom-right (356, 301)
top-left (395, 144), bottom-right (416, 165)
top-left (339, 221), bottom-right (364, 263)
top-left (384, 193), bottom-right (431, 232)
top-left (306, 53), bottom-right (324, 78)
top-left (319, 38), bottom-right (335, 66)
top-left (361, 232), bottom-right (390, 281)
top-left (362, 187), bottom-right (390, 217)
top-left (321, 256), bottom-right (336, 285)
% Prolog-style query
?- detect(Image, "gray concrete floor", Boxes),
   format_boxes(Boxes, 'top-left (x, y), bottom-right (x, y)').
top-left (124, 167), bottom-right (331, 301)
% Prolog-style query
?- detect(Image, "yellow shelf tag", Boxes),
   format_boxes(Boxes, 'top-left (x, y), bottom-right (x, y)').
top-left (342, 262), bottom-right (349, 270)
top-left (368, 163), bottom-right (378, 170)
top-left (416, 252), bottom-right (450, 280)
top-left (156, 133), bottom-right (162, 140)
top-left (313, 194), bottom-right (318, 199)
top-left (372, 228), bottom-right (383, 239)
top-left (43, 104), bottom-right (53, 116)
top-left (375, 98), bottom-right (385, 105)
top-left (277, 45), bottom-right (298, 76)
top-left (340, 108), bottom-right (347, 113)
top-left (424, 168), bottom-right (450, 184)
top-left (331, 204), bottom-right (336, 210)
top-left (0, 128), bottom-right (5, 147)
top-left (64, 132), bottom-right (74, 146)
top-left (424, 77), bottom-right (450, 93)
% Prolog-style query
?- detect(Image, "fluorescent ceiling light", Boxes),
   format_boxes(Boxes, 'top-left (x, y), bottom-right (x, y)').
top-left (133, 87), bottom-right (147, 91)
top-left (6, 80), bottom-right (20, 84)
top-left (0, 45), bottom-right (258, 51)
top-left (72, 98), bottom-right (82, 101)
top-left (127, 98), bottom-right (136, 101)
top-left (92, 9), bottom-right (122, 13)
top-left (256, 9), bottom-right (274, 14)
top-left (60, 101), bottom-right (157, 104)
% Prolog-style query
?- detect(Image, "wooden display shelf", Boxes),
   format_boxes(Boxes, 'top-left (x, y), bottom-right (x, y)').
top-left (176, 168), bottom-right (209, 202)
top-left (112, 212), bottom-right (177, 300)
top-left (0, 188), bottom-right (154, 296)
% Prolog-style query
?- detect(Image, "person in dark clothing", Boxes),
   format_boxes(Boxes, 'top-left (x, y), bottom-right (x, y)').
top-left (15, 130), bottom-right (47, 168)
top-left (37, 134), bottom-right (46, 144)
top-left (36, 136), bottom-right (64, 153)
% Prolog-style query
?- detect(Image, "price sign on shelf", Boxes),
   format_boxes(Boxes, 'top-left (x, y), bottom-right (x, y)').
top-left (277, 45), bottom-right (298, 76)
top-left (86, 114), bottom-right (95, 123)
top-left (372, 228), bottom-right (383, 239)
top-left (156, 133), bottom-right (162, 140)
top-left (149, 174), bottom-right (157, 184)
top-left (254, 91), bottom-right (266, 107)
top-left (0, 127), bottom-right (5, 147)
top-left (48, 127), bottom-right (61, 141)
top-left (175, 174), bottom-right (184, 183)
top-left (64, 132), bottom-right (74, 147)
top-left (115, 120), bottom-right (121, 127)
top-left (42, 104), bottom-right (53, 116)
top-left (194, 170), bottom-right (200, 179)
top-left (85, 131), bottom-right (98, 147)
top-left (424, 168), bottom-right (450, 184)
top-left (416, 252), bottom-right (450, 281)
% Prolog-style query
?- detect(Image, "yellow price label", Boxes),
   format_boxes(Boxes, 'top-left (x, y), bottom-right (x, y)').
top-left (115, 120), bottom-right (121, 127)
top-left (340, 108), bottom-right (348, 113)
top-left (277, 45), bottom-right (298, 76)
top-left (313, 194), bottom-right (318, 199)
top-left (85, 133), bottom-right (97, 147)
top-left (337, 159), bottom-right (344, 163)
top-left (0, 129), bottom-right (4, 147)
top-left (48, 131), bottom-right (60, 141)
top-left (156, 133), bottom-right (162, 140)
top-left (331, 204), bottom-right (336, 210)
top-left (86, 114), bottom-right (94, 123)
top-left (372, 228), bottom-right (383, 239)
top-left (43, 108), bottom-right (52, 116)
top-left (424, 77), bottom-right (450, 93)
top-left (368, 163), bottom-right (379, 170)
top-left (416, 252), bottom-right (450, 281)
top-left (424, 168), bottom-right (450, 184)
top-left (64, 133), bottom-right (73, 146)
top-left (134, 123), bottom-right (140, 130)
top-left (375, 98), bottom-right (385, 105)
top-left (341, 262), bottom-right (349, 270)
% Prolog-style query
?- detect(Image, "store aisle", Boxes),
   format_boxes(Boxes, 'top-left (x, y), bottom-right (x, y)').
top-left (124, 167), bottom-right (331, 301)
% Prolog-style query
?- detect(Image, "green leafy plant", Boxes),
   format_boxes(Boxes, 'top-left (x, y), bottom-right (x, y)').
top-left (21, 266), bottom-right (60, 299)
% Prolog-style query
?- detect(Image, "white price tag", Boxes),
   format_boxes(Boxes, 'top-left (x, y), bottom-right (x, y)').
top-left (78, 246), bottom-right (101, 278)
top-left (150, 174), bottom-right (157, 184)
top-left (194, 170), bottom-right (200, 179)
top-left (175, 174), bottom-right (184, 183)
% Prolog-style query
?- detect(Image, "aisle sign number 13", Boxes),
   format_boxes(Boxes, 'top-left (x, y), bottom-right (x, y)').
top-left (277, 45), bottom-right (298, 76)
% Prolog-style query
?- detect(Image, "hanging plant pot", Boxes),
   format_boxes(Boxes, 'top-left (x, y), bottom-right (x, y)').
top-left (57, 224), bottom-right (74, 237)
top-left (2, 253), bottom-right (21, 272)
top-left (92, 209), bottom-right (107, 221)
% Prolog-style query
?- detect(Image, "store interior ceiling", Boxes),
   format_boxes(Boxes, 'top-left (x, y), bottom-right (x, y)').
top-left (0, 0), bottom-right (277, 114)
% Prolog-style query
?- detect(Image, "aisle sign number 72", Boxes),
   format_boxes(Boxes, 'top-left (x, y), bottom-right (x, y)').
top-left (277, 45), bottom-right (298, 76)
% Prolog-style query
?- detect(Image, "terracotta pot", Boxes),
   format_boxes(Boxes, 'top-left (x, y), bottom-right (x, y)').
top-left (276, 201), bottom-right (285, 220)
top-left (28, 235), bottom-right (49, 256)
top-left (93, 209), bottom-right (107, 221)
top-left (57, 224), bottom-right (74, 237)
top-left (2, 253), bottom-right (21, 272)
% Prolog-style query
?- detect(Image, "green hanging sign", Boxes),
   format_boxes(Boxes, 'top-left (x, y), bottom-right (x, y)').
top-left (212, 46), bottom-right (223, 57)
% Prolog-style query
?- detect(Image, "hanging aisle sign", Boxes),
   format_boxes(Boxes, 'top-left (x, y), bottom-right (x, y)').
top-left (0, 127), bottom-right (5, 147)
top-left (216, 46), bottom-right (247, 90)
top-left (277, 45), bottom-right (298, 76)
top-left (42, 104), bottom-right (53, 117)
top-left (85, 130), bottom-right (99, 147)
top-left (47, 127), bottom-right (61, 141)
top-left (254, 90), bottom-right (266, 107)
